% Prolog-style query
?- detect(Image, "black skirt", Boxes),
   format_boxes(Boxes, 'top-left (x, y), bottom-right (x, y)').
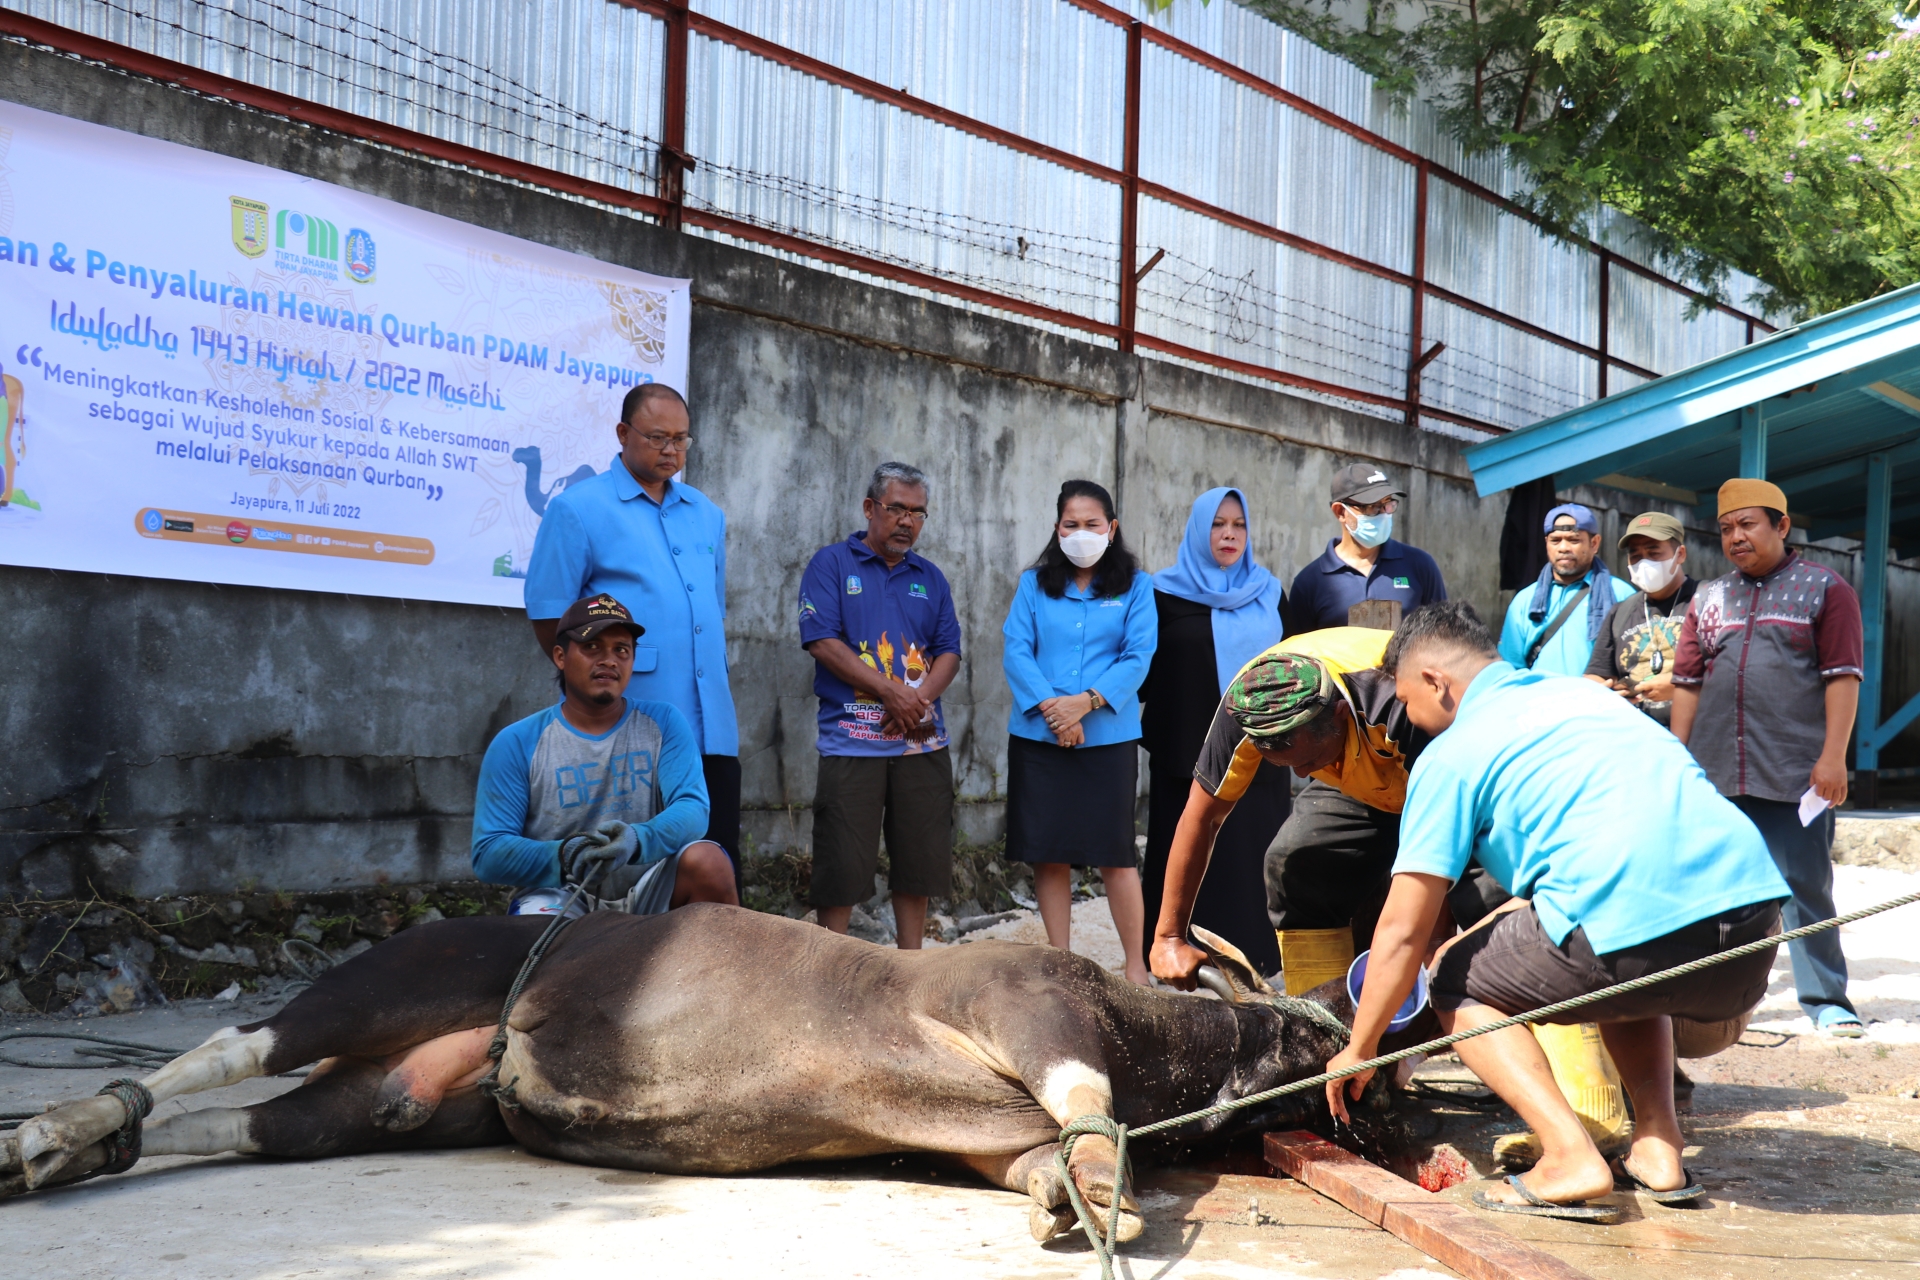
top-left (1005, 734), bottom-right (1139, 867)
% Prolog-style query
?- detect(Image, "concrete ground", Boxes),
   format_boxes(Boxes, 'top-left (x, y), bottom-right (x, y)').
top-left (1, 866), bottom-right (1916, 1279)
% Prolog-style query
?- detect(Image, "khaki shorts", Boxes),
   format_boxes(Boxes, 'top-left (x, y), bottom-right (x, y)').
top-left (810, 749), bottom-right (954, 907)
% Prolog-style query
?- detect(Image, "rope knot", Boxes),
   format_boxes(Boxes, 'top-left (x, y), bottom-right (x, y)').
top-left (95, 1078), bottom-right (154, 1176)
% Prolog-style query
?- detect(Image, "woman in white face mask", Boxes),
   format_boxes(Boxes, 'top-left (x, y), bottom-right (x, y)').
top-left (1001, 479), bottom-right (1159, 983)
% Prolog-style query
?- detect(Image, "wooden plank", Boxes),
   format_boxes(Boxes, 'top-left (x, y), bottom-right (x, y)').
top-left (1265, 1131), bottom-right (1597, 1280)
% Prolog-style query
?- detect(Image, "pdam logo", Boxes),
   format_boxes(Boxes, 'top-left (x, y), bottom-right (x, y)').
top-left (344, 229), bottom-right (377, 284)
top-left (275, 209), bottom-right (339, 261)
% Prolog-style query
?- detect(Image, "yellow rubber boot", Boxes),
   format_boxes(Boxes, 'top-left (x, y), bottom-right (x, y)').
top-left (1276, 928), bottom-right (1355, 998)
top-left (1492, 1022), bottom-right (1632, 1167)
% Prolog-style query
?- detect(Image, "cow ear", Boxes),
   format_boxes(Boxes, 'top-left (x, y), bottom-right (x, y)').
top-left (1189, 925), bottom-right (1278, 999)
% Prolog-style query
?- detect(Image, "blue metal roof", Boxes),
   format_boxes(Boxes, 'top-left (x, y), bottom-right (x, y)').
top-left (1464, 280), bottom-right (1920, 539)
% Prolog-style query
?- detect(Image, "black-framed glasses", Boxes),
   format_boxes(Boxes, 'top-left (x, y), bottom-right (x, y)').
top-left (880, 502), bottom-right (930, 523)
top-left (1337, 498), bottom-right (1398, 517)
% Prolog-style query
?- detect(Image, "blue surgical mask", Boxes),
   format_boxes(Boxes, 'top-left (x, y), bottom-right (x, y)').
top-left (1348, 512), bottom-right (1392, 549)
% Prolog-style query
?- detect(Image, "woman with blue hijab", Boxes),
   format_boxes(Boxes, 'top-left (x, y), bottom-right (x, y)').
top-left (1138, 487), bottom-right (1288, 973)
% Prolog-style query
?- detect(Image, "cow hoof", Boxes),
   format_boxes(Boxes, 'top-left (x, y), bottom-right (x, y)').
top-left (1026, 1164), bottom-right (1068, 1209)
top-left (15, 1096), bottom-right (125, 1189)
top-left (1028, 1200), bottom-right (1076, 1241)
top-left (369, 1090), bottom-right (437, 1133)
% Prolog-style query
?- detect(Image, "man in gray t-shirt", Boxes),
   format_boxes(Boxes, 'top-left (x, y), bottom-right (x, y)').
top-left (472, 594), bottom-right (739, 917)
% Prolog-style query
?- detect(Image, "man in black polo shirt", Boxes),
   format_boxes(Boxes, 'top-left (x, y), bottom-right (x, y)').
top-left (1286, 463), bottom-right (1448, 632)
top-left (1268, 464), bottom-right (1448, 992)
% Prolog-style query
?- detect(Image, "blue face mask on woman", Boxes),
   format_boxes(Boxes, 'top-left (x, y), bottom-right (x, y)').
top-left (1346, 511), bottom-right (1392, 549)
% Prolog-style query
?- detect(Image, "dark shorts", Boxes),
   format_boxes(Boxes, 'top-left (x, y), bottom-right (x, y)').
top-left (811, 749), bottom-right (954, 906)
top-left (1431, 900), bottom-right (1783, 1024)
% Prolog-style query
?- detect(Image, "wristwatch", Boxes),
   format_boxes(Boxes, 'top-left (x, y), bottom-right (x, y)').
top-left (1086, 689), bottom-right (1106, 711)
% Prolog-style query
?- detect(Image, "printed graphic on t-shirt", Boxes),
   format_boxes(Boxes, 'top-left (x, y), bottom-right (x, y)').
top-left (838, 630), bottom-right (943, 750)
top-left (524, 708), bottom-right (665, 841)
top-left (1616, 611), bottom-right (1684, 689)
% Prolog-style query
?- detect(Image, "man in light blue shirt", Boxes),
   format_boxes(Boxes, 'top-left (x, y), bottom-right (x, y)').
top-left (525, 385), bottom-right (742, 875)
top-left (1498, 503), bottom-right (1633, 676)
top-left (1325, 602), bottom-right (1786, 1222)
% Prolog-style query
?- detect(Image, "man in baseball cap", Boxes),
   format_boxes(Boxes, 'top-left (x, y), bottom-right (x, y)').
top-left (1671, 480), bottom-right (1866, 1037)
top-left (1287, 463), bottom-right (1448, 633)
top-left (1584, 512), bottom-right (1696, 726)
top-left (470, 593), bottom-right (739, 920)
top-left (1496, 501), bottom-right (1632, 677)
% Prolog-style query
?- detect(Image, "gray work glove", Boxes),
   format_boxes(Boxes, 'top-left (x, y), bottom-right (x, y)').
top-left (557, 821), bottom-right (642, 898)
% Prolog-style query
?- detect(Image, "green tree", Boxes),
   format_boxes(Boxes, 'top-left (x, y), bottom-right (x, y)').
top-left (1200, 0), bottom-right (1918, 316)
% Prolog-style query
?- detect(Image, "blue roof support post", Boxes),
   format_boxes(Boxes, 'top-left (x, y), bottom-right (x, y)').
top-left (1739, 402), bottom-right (1768, 477)
top-left (1856, 452), bottom-right (1893, 805)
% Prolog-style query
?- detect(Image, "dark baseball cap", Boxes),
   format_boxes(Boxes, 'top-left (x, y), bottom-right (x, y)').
top-left (1331, 463), bottom-right (1402, 506)
top-left (557, 593), bottom-right (645, 641)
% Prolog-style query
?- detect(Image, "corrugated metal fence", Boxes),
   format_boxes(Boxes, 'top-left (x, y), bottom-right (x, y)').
top-left (0, 0), bottom-right (1779, 437)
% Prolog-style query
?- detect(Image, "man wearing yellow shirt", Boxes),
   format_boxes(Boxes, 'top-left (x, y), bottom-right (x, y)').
top-left (1149, 627), bottom-right (1427, 993)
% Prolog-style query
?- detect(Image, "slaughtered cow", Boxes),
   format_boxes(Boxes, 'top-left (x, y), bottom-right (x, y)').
top-left (2, 905), bottom-right (1414, 1241)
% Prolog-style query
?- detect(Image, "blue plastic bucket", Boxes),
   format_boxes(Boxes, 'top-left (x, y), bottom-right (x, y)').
top-left (1346, 950), bottom-right (1430, 1032)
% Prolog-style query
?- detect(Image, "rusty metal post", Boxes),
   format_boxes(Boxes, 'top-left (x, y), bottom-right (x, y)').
top-left (1403, 160), bottom-right (1429, 426)
top-left (1597, 248), bottom-right (1610, 398)
top-left (1117, 19), bottom-right (1143, 352)
top-left (661, 0), bottom-right (691, 232)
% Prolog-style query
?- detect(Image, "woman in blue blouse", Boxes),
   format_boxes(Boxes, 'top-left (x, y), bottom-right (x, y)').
top-left (1002, 479), bottom-right (1158, 984)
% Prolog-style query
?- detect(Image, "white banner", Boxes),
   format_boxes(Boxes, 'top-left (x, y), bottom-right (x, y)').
top-left (0, 101), bottom-right (689, 606)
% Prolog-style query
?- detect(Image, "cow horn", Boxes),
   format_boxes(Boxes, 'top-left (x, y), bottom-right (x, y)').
top-left (1188, 925), bottom-right (1278, 999)
top-left (1194, 965), bottom-right (1241, 1004)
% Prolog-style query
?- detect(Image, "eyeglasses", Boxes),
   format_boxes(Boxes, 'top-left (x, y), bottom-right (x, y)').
top-left (879, 502), bottom-right (930, 523)
top-left (636, 432), bottom-right (692, 453)
top-left (1337, 498), bottom-right (1398, 516)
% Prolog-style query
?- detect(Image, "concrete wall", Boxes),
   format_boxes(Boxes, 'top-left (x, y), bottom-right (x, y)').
top-left (2, 43), bottom-right (1911, 899)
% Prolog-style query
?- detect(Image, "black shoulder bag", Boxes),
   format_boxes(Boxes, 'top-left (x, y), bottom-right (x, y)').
top-left (1523, 585), bottom-right (1591, 668)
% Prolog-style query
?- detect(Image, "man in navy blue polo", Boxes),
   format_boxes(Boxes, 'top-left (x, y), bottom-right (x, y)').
top-left (524, 384), bottom-right (742, 872)
top-left (1287, 463), bottom-right (1448, 632)
top-left (798, 462), bottom-right (963, 948)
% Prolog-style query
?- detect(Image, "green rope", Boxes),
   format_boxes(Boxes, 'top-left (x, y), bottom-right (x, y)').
top-left (475, 879), bottom-right (595, 1111)
top-left (1054, 888), bottom-right (1920, 1280)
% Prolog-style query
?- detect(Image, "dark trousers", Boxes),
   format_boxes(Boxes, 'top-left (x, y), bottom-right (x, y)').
top-left (1264, 780), bottom-right (1400, 942)
top-left (1733, 795), bottom-right (1853, 1019)
top-left (702, 754), bottom-right (742, 895)
top-left (1143, 762), bottom-right (1288, 975)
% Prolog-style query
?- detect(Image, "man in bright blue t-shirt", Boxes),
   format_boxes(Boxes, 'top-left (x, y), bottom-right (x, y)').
top-left (1324, 602), bottom-right (1786, 1222)
top-left (1498, 503), bottom-right (1634, 677)
top-left (473, 594), bottom-right (738, 917)
top-left (798, 462), bottom-right (963, 948)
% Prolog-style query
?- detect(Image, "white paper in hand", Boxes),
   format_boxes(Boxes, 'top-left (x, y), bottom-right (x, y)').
top-left (1798, 787), bottom-right (1832, 827)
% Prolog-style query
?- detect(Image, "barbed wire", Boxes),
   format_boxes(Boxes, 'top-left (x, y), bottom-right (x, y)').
top-left (35, 0), bottom-right (1590, 424)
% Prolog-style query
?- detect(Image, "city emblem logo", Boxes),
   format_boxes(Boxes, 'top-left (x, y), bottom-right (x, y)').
top-left (845, 575), bottom-right (862, 595)
top-left (230, 196), bottom-right (268, 259)
top-left (344, 228), bottom-right (377, 284)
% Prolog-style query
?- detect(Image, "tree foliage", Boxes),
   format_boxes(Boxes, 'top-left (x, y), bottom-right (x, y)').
top-left (1219, 0), bottom-right (1919, 316)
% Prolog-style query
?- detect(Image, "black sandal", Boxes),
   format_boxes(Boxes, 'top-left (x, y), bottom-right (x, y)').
top-left (1613, 1159), bottom-right (1706, 1205)
top-left (1471, 1175), bottom-right (1621, 1222)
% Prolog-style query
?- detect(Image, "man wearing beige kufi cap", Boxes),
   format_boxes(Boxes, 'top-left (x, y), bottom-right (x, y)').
top-left (1671, 479), bottom-right (1867, 1037)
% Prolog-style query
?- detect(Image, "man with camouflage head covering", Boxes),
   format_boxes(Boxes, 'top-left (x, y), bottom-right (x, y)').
top-left (1149, 626), bottom-right (1429, 994)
